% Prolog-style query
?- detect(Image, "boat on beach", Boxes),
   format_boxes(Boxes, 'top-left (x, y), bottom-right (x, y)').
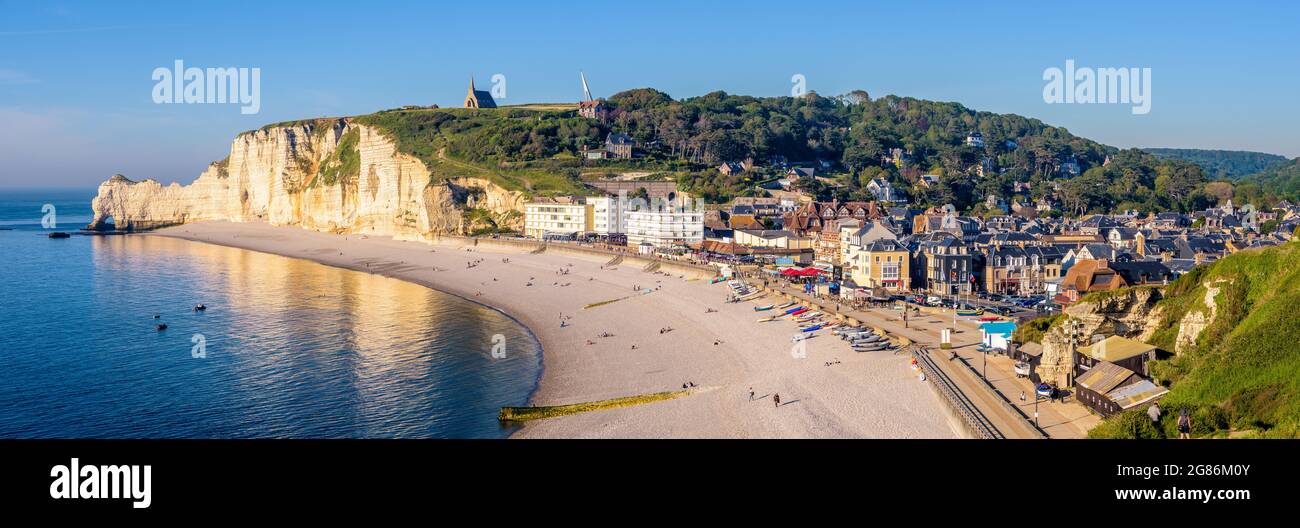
top-left (754, 304), bottom-right (775, 311)
top-left (775, 301), bottom-right (796, 309)
top-left (956, 308), bottom-right (984, 317)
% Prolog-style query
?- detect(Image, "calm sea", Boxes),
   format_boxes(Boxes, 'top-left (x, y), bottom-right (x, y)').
top-left (0, 188), bottom-right (542, 438)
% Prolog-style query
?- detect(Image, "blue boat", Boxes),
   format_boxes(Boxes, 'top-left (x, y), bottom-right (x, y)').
top-left (801, 324), bottom-right (822, 332)
top-left (754, 304), bottom-right (775, 311)
top-left (783, 306), bottom-right (805, 314)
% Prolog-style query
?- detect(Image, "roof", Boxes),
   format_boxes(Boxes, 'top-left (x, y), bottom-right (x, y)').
top-left (1075, 361), bottom-right (1137, 394)
top-left (1078, 336), bottom-right (1157, 362)
top-left (1107, 379), bottom-right (1169, 410)
top-left (980, 321), bottom-right (1017, 336)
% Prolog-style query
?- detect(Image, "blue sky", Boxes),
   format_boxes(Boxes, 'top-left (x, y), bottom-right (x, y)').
top-left (1, 0), bottom-right (1297, 187)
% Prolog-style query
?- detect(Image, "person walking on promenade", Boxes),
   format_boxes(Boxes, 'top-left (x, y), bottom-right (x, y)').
top-left (773, 393), bottom-right (781, 408)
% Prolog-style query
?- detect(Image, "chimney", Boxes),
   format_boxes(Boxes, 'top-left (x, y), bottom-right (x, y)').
top-left (1096, 258), bottom-right (1109, 269)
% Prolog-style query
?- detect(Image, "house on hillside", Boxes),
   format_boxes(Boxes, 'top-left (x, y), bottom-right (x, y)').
top-left (605, 133), bottom-right (636, 159)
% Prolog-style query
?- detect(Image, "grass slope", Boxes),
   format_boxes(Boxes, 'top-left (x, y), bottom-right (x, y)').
top-left (1091, 241), bottom-right (1300, 438)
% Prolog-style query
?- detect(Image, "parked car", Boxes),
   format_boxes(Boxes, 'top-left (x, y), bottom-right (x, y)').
top-left (925, 295), bottom-right (944, 306)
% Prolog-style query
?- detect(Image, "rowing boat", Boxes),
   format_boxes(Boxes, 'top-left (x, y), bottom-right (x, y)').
top-left (753, 304), bottom-right (775, 311)
top-left (800, 324), bottom-right (822, 332)
top-left (775, 301), bottom-right (796, 309)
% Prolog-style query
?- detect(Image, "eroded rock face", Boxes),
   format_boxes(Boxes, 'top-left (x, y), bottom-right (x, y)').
top-left (1038, 287), bottom-right (1164, 388)
top-left (88, 120), bottom-right (526, 240)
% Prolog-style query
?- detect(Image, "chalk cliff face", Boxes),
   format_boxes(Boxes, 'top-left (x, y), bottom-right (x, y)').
top-left (1038, 287), bottom-right (1164, 388)
top-left (89, 119), bottom-right (526, 240)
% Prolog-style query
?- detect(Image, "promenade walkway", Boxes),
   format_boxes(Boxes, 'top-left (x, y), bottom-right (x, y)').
top-left (756, 281), bottom-right (1097, 438)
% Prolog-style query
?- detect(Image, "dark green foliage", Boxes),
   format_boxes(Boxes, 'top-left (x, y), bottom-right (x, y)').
top-left (1145, 148), bottom-right (1287, 180)
top-left (1013, 314), bottom-right (1062, 344)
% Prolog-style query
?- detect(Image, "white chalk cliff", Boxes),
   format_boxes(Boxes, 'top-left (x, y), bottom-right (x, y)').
top-left (89, 119), bottom-right (526, 240)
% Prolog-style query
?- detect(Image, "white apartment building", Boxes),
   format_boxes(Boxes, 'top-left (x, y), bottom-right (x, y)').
top-left (586, 195), bottom-right (624, 235)
top-left (625, 208), bottom-right (704, 248)
top-left (524, 197), bottom-right (592, 239)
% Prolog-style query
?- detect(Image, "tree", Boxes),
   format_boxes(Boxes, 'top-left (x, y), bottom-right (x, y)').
top-left (1204, 181), bottom-right (1235, 205)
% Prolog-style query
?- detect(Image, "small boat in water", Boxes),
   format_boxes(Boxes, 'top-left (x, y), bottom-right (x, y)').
top-left (753, 304), bottom-right (775, 311)
top-left (48, 232), bottom-right (71, 239)
top-left (193, 304), bottom-right (207, 312)
top-left (155, 323), bottom-right (168, 331)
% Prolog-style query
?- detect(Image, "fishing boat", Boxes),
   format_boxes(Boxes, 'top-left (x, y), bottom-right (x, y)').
top-left (788, 308), bottom-right (809, 316)
top-left (775, 301), bottom-right (796, 309)
top-left (791, 333), bottom-right (813, 342)
top-left (979, 315), bottom-right (1002, 322)
top-left (783, 306), bottom-right (805, 315)
top-left (853, 343), bottom-right (889, 352)
top-left (800, 324), bottom-right (822, 332)
top-left (48, 232), bottom-right (71, 239)
top-left (753, 304), bottom-right (775, 311)
top-left (757, 316), bottom-right (779, 322)
top-left (956, 308), bottom-right (984, 317)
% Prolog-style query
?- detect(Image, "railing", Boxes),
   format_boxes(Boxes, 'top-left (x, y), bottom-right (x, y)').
top-left (913, 347), bottom-right (1005, 440)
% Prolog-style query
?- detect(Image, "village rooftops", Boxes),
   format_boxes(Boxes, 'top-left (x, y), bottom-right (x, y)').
top-left (736, 229), bottom-right (797, 240)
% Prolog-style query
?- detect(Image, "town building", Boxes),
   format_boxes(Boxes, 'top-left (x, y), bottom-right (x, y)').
top-left (916, 236), bottom-right (974, 295)
top-left (576, 99), bottom-right (607, 119)
top-left (524, 197), bottom-right (591, 239)
top-left (587, 195), bottom-right (624, 235)
top-left (845, 239), bottom-right (910, 291)
top-left (605, 133), bottom-right (636, 159)
top-left (625, 207), bottom-right (705, 248)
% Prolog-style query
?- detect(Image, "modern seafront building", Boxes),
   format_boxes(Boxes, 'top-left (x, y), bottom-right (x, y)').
top-left (625, 207), bottom-right (705, 249)
top-left (524, 197), bottom-right (592, 239)
top-left (587, 195), bottom-right (624, 235)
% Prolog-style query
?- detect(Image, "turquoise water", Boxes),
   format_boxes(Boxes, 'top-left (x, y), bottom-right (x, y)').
top-left (0, 189), bottom-right (542, 438)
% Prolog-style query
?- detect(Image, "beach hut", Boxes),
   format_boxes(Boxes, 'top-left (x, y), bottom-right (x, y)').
top-left (979, 321), bottom-right (1016, 351)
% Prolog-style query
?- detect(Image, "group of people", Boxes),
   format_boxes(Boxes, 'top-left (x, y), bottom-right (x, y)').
top-left (748, 386), bottom-right (783, 408)
top-left (1147, 402), bottom-right (1194, 439)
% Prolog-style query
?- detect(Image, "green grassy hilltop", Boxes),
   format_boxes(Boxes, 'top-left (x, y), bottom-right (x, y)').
top-left (1090, 241), bottom-right (1300, 438)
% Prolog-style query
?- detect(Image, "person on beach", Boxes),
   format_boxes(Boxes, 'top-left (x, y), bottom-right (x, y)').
top-left (773, 394), bottom-right (781, 408)
top-left (748, 387), bottom-right (755, 401)
top-left (1177, 408), bottom-right (1192, 439)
